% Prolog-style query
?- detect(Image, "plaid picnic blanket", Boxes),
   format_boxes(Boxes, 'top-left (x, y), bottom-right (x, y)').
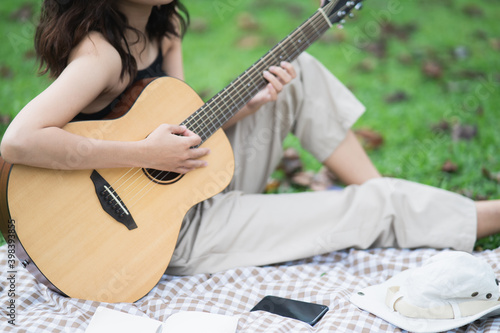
top-left (1, 244), bottom-right (500, 332)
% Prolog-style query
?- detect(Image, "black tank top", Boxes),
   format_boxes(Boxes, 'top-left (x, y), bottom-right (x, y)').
top-left (72, 50), bottom-right (166, 121)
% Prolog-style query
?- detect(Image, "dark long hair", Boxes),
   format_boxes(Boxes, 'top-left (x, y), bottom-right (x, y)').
top-left (35, 0), bottom-right (189, 79)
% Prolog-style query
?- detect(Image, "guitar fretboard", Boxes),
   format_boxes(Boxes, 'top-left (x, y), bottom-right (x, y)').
top-left (181, 5), bottom-right (336, 143)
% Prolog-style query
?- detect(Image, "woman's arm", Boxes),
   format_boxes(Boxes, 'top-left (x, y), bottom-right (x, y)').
top-left (160, 33), bottom-right (296, 131)
top-left (162, 35), bottom-right (184, 81)
top-left (1, 33), bottom-right (209, 174)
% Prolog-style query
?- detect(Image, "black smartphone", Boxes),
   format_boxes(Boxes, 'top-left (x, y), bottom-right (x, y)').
top-left (250, 295), bottom-right (329, 326)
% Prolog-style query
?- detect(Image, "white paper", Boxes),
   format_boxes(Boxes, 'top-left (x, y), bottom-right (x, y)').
top-left (85, 306), bottom-right (239, 333)
top-left (85, 306), bottom-right (162, 333)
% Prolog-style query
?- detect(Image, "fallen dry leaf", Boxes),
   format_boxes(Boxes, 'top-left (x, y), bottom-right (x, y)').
top-left (452, 123), bottom-right (477, 141)
top-left (356, 58), bottom-right (376, 72)
top-left (457, 189), bottom-right (489, 201)
top-left (235, 35), bottom-right (261, 49)
top-left (310, 167), bottom-right (337, 191)
top-left (0, 114), bottom-right (12, 125)
top-left (397, 53), bottom-right (413, 65)
top-left (285, 4), bottom-right (305, 19)
top-left (190, 18), bottom-right (208, 33)
top-left (473, 30), bottom-right (488, 40)
top-left (431, 120), bottom-right (451, 134)
top-left (362, 39), bottom-right (387, 58)
top-left (490, 38), bottom-right (500, 51)
top-left (454, 70), bottom-right (486, 80)
top-left (263, 36), bottom-right (279, 48)
top-left (385, 91), bottom-right (409, 104)
top-left (422, 60), bottom-right (443, 79)
top-left (237, 12), bottom-right (260, 31)
top-left (283, 147), bottom-right (300, 160)
top-left (9, 3), bottom-right (35, 23)
top-left (441, 160), bottom-right (458, 173)
top-left (380, 22), bottom-right (418, 41)
top-left (24, 49), bottom-right (36, 60)
top-left (265, 178), bottom-right (281, 193)
top-left (482, 167), bottom-right (500, 183)
top-left (354, 128), bottom-right (384, 150)
top-left (320, 30), bottom-right (346, 44)
top-left (291, 171), bottom-right (315, 187)
top-left (462, 4), bottom-right (484, 17)
top-left (0, 65), bottom-right (14, 79)
top-left (281, 148), bottom-right (303, 176)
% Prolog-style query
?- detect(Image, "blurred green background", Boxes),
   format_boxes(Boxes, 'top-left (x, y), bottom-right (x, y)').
top-left (0, 0), bottom-right (499, 248)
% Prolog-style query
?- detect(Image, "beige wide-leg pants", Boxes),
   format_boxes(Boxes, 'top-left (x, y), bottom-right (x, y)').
top-left (166, 53), bottom-right (477, 276)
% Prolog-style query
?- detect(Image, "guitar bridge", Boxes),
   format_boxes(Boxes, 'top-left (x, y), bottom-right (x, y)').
top-left (90, 170), bottom-right (138, 230)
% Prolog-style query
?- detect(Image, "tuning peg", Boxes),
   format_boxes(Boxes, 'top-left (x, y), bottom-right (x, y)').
top-left (355, 2), bottom-right (363, 10)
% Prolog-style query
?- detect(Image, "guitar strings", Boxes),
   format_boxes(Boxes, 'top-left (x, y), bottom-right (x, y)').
top-left (184, 12), bottom-right (327, 137)
top-left (183, 3), bottom-right (339, 136)
top-left (125, 7), bottom-right (336, 208)
top-left (105, 2), bottom-right (347, 210)
top-left (107, 4), bottom-right (335, 209)
top-left (106, 5), bottom-right (334, 208)
top-left (199, 0), bottom-right (345, 119)
top-left (105, 11), bottom-right (330, 210)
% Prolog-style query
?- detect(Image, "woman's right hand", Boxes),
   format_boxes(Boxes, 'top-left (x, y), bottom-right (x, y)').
top-left (140, 124), bottom-right (210, 174)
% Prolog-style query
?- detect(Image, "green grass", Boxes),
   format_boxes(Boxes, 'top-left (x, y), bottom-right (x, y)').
top-left (0, 0), bottom-right (499, 248)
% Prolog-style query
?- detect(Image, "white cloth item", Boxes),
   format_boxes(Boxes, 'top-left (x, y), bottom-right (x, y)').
top-left (85, 307), bottom-right (238, 333)
top-left (399, 251), bottom-right (499, 309)
top-left (350, 251), bottom-right (500, 333)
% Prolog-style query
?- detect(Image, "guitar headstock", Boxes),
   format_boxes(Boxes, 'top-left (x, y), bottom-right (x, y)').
top-left (321, 0), bottom-right (364, 26)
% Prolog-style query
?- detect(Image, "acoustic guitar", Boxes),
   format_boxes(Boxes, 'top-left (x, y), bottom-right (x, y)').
top-left (0, 0), bottom-right (363, 303)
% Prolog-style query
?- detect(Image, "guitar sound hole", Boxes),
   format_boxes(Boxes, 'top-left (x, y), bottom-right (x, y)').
top-left (143, 168), bottom-right (184, 185)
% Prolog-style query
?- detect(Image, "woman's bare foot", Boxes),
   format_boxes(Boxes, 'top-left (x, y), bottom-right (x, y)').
top-left (476, 200), bottom-right (500, 239)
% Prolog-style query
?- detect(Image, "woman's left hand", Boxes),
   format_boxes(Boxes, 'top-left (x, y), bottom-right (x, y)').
top-left (245, 61), bottom-right (297, 113)
top-left (222, 61), bottom-right (297, 129)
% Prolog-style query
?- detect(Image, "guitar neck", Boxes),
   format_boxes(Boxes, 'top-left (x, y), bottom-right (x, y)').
top-left (182, 2), bottom-right (343, 143)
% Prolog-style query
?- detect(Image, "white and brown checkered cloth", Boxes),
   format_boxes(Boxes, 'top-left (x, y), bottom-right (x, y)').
top-left (2, 245), bottom-right (500, 332)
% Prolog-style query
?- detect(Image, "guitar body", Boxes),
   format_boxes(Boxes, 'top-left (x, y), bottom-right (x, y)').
top-left (0, 0), bottom-right (362, 303)
top-left (0, 77), bottom-right (234, 302)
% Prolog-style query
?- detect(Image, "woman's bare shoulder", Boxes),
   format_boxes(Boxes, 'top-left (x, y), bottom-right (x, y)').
top-left (161, 33), bottom-right (182, 53)
top-left (68, 31), bottom-right (124, 85)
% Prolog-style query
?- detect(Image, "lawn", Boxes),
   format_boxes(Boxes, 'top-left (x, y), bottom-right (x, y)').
top-left (0, 0), bottom-right (499, 248)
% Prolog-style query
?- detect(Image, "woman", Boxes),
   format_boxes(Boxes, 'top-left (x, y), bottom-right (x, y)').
top-left (1, 0), bottom-right (499, 275)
